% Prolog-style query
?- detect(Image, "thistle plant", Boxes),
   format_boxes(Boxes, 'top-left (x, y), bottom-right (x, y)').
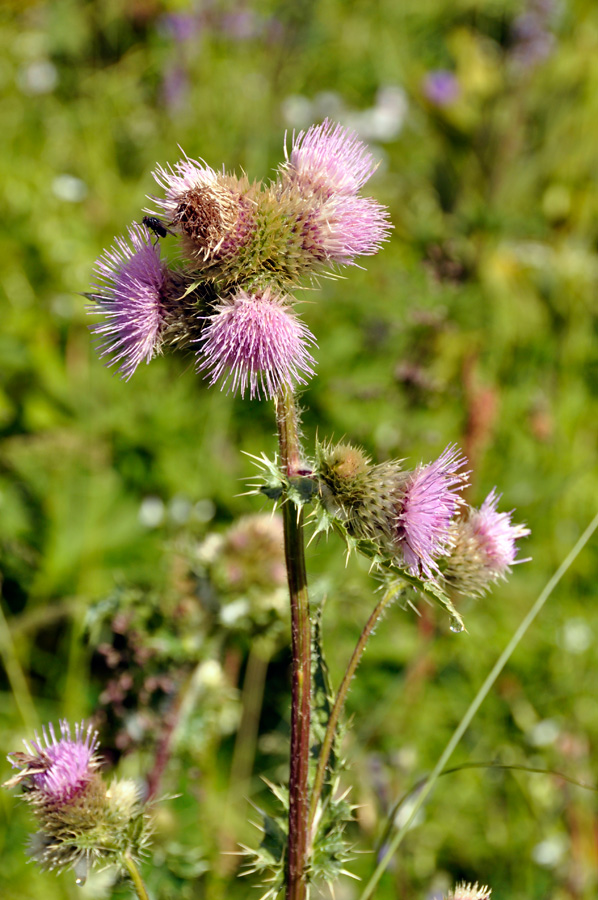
top-left (5, 121), bottom-right (533, 898)
top-left (3, 721), bottom-right (150, 892)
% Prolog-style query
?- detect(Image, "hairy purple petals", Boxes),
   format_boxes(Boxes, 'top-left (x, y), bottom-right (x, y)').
top-left (310, 193), bottom-right (391, 264)
top-left (6, 720), bottom-right (100, 805)
top-left (445, 489), bottom-right (531, 595)
top-left (470, 489), bottom-right (530, 574)
top-left (284, 119), bottom-right (380, 197)
top-left (396, 445), bottom-right (468, 578)
top-left (197, 288), bottom-right (316, 400)
top-left (89, 223), bottom-right (166, 380)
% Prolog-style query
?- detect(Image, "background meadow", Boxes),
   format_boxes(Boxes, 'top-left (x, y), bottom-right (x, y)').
top-left (1, 1), bottom-right (598, 898)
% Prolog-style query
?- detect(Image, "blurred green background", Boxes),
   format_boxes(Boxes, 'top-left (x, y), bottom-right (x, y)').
top-left (1, 1), bottom-right (597, 898)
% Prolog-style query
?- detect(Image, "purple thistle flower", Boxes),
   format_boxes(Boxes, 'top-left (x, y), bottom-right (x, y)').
top-left (446, 489), bottom-right (531, 595)
top-left (89, 222), bottom-right (166, 380)
top-left (470, 489), bottom-right (531, 574)
top-left (395, 445), bottom-right (468, 578)
top-left (311, 192), bottom-right (391, 264)
top-left (6, 720), bottom-right (100, 805)
top-left (284, 118), bottom-right (380, 197)
top-left (197, 288), bottom-right (316, 400)
top-left (422, 70), bottom-right (460, 107)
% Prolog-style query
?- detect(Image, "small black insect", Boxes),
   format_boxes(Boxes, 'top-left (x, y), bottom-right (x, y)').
top-left (142, 216), bottom-right (175, 241)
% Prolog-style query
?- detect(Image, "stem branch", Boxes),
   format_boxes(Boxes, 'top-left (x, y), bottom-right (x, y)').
top-left (309, 590), bottom-right (394, 830)
top-left (123, 853), bottom-right (150, 900)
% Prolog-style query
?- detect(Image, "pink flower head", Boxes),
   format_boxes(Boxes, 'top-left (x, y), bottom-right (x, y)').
top-left (465, 488), bottom-right (531, 577)
top-left (310, 193), bottom-right (391, 264)
top-left (89, 222), bottom-right (166, 380)
top-left (6, 720), bottom-right (100, 805)
top-left (197, 288), bottom-right (316, 400)
top-left (396, 445), bottom-right (468, 578)
top-left (285, 119), bottom-right (380, 197)
top-left (149, 153), bottom-right (218, 221)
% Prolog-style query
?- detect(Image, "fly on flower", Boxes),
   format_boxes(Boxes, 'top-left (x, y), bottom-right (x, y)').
top-left (142, 215), bottom-right (175, 242)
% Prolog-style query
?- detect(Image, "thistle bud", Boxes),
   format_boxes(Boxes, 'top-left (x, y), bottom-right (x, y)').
top-left (443, 488), bottom-right (531, 595)
top-left (4, 721), bottom-right (149, 878)
top-left (316, 440), bottom-right (403, 544)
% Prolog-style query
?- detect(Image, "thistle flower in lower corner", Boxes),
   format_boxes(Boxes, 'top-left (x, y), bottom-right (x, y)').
top-left (443, 488), bottom-right (531, 595)
top-left (444, 882), bottom-right (492, 900)
top-left (4, 720), bottom-right (149, 880)
top-left (89, 222), bottom-right (169, 380)
top-left (197, 287), bottom-right (316, 400)
top-left (394, 445), bottom-right (469, 578)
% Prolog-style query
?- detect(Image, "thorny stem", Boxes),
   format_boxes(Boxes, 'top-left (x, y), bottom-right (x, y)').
top-left (276, 388), bottom-right (311, 900)
top-left (123, 852), bottom-right (150, 900)
top-left (309, 590), bottom-right (395, 831)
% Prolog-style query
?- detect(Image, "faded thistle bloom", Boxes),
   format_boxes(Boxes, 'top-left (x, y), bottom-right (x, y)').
top-left (89, 222), bottom-right (168, 380)
top-left (149, 155), bottom-right (252, 265)
top-left (4, 720), bottom-right (148, 879)
top-left (197, 287), bottom-right (316, 399)
top-left (444, 488), bottom-right (531, 595)
top-left (444, 882), bottom-right (492, 900)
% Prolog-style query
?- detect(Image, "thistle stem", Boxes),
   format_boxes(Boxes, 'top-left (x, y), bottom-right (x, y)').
top-left (123, 853), bottom-right (150, 900)
top-left (276, 389), bottom-right (311, 900)
top-left (309, 590), bottom-right (394, 831)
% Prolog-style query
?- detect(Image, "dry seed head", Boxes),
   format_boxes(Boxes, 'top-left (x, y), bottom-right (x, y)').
top-left (173, 180), bottom-right (242, 261)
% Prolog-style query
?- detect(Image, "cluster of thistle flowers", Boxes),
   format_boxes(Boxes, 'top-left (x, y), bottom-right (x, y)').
top-left (3, 721), bottom-right (149, 881)
top-left (315, 440), bottom-right (530, 595)
top-left (89, 120), bottom-right (391, 397)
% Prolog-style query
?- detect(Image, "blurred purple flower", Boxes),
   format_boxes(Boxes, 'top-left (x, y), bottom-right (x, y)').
top-left (423, 70), bottom-right (460, 107)
top-left (89, 223), bottom-right (167, 380)
top-left (197, 288), bottom-right (316, 399)
top-left (396, 445), bottom-right (468, 577)
top-left (6, 721), bottom-right (100, 806)
top-left (160, 12), bottom-right (202, 43)
top-left (511, 0), bottom-right (556, 68)
top-left (285, 118), bottom-right (380, 196)
top-left (161, 64), bottom-right (190, 111)
top-left (221, 10), bottom-right (258, 40)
